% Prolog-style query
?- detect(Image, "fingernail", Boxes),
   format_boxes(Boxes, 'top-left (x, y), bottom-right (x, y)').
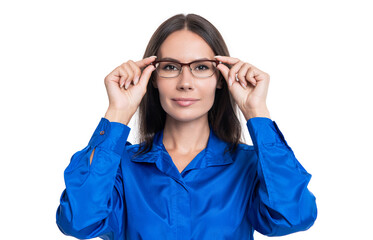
top-left (149, 56), bottom-right (157, 58)
top-left (134, 76), bottom-right (139, 85)
top-left (241, 82), bottom-right (247, 89)
top-left (125, 81), bottom-right (131, 89)
top-left (214, 55), bottom-right (221, 58)
top-left (228, 77), bottom-right (233, 86)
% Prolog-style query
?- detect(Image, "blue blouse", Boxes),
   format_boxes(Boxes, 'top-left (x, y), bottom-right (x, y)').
top-left (56, 117), bottom-right (317, 240)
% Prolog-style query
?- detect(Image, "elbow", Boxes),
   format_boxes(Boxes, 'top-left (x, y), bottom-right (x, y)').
top-left (55, 191), bottom-right (89, 238)
top-left (56, 205), bottom-right (79, 238)
top-left (278, 193), bottom-right (318, 236)
top-left (56, 203), bottom-right (109, 239)
top-left (259, 193), bottom-right (318, 237)
top-left (299, 193), bottom-right (318, 231)
top-left (56, 205), bottom-right (89, 239)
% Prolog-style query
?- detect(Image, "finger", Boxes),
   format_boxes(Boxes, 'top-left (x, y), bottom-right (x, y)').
top-left (105, 66), bottom-right (123, 86)
top-left (228, 61), bottom-right (245, 87)
top-left (214, 55), bottom-right (240, 65)
top-left (123, 64), bottom-right (135, 89)
top-left (247, 66), bottom-right (269, 86)
top-left (128, 60), bottom-right (141, 85)
top-left (135, 56), bottom-right (157, 69)
top-left (246, 67), bottom-right (258, 87)
top-left (117, 67), bottom-right (128, 88)
top-left (137, 64), bottom-right (155, 88)
top-left (237, 63), bottom-right (251, 89)
top-left (216, 62), bottom-right (230, 85)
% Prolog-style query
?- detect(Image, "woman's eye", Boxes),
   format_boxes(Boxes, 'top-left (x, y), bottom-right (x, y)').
top-left (194, 64), bottom-right (209, 71)
top-left (163, 64), bottom-right (180, 71)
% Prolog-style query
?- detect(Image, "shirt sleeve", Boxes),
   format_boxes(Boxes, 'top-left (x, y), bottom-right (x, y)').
top-left (56, 118), bottom-right (130, 240)
top-left (246, 117), bottom-right (317, 236)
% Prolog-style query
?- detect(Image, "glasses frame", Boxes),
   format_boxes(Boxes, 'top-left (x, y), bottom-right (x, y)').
top-left (150, 59), bottom-right (221, 78)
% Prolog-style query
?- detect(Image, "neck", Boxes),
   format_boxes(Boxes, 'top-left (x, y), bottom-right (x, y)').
top-left (162, 115), bottom-right (210, 154)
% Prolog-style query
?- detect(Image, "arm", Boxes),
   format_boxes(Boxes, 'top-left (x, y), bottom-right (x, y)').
top-left (56, 118), bottom-right (130, 239)
top-left (215, 56), bottom-right (316, 235)
top-left (246, 117), bottom-right (317, 236)
top-left (56, 57), bottom-right (156, 239)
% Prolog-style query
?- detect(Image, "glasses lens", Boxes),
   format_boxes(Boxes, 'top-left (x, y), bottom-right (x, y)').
top-left (155, 60), bottom-right (217, 78)
top-left (190, 61), bottom-right (217, 78)
top-left (156, 62), bottom-right (181, 78)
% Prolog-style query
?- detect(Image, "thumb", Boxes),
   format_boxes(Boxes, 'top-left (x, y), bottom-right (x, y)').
top-left (216, 63), bottom-right (232, 86)
top-left (136, 56), bottom-right (157, 69)
top-left (137, 64), bottom-right (156, 89)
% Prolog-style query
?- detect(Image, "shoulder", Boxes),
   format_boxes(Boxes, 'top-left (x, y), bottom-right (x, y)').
top-left (234, 142), bottom-right (255, 153)
top-left (124, 142), bottom-right (141, 155)
top-left (123, 141), bottom-right (159, 163)
top-left (228, 142), bottom-right (257, 163)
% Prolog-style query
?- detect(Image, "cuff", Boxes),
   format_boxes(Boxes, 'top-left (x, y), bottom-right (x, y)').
top-left (88, 118), bottom-right (131, 156)
top-left (246, 117), bottom-right (288, 147)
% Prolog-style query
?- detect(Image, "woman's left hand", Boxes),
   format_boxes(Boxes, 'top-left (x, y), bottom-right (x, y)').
top-left (215, 56), bottom-right (271, 120)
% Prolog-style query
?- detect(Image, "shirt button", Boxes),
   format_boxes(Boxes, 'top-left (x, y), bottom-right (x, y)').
top-left (100, 131), bottom-right (105, 135)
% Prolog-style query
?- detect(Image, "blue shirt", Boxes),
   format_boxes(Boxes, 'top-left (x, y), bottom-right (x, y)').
top-left (56, 117), bottom-right (317, 240)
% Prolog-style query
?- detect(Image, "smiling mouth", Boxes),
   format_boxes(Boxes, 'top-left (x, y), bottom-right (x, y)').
top-left (172, 98), bottom-right (199, 107)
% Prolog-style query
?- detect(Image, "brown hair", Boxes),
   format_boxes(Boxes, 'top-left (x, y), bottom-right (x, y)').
top-left (136, 13), bottom-right (242, 155)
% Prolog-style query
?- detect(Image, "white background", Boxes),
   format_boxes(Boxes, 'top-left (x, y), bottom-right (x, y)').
top-left (1, 0), bottom-right (372, 239)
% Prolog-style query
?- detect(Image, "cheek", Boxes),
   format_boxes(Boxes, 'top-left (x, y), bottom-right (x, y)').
top-left (156, 81), bottom-right (171, 99)
top-left (204, 88), bottom-right (217, 107)
top-left (201, 80), bottom-right (219, 99)
top-left (155, 80), bottom-right (172, 110)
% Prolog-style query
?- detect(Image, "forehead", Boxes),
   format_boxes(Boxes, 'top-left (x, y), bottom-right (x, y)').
top-left (158, 30), bottom-right (215, 61)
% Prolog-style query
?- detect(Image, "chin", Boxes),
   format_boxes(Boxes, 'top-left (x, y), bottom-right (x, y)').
top-left (166, 111), bottom-right (207, 123)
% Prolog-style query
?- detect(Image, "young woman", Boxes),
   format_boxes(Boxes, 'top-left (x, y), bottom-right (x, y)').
top-left (56, 14), bottom-right (317, 240)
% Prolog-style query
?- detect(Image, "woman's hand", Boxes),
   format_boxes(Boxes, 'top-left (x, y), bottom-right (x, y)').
top-left (215, 56), bottom-right (271, 120)
top-left (104, 56), bottom-right (157, 125)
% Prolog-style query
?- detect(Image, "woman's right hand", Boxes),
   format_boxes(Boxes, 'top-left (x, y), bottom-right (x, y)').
top-left (104, 56), bottom-right (157, 125)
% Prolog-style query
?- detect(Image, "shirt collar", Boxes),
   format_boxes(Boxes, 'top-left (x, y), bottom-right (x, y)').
top-left (131, 127), bottom-right (233, 168)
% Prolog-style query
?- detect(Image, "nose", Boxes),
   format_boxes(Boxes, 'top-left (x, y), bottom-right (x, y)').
top-left (176, 66), bottom-right (195, 91)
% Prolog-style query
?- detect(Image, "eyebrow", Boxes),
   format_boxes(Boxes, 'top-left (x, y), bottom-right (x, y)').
top-left (158, 57), bottom-right (211, 62)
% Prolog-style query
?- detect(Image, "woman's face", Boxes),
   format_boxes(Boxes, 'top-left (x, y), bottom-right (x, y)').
top-left (154, 30), bottom-right (221, 123)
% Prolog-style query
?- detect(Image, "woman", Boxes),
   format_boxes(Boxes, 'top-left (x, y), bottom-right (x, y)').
top-left (56, 14), bottom-right (317, 239)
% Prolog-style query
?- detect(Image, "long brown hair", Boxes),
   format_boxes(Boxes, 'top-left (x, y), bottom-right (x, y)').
top-left (136, 13), bottom-right (242, 155)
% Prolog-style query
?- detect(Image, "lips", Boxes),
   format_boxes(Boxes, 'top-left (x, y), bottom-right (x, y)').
top-left (172, 98), bottom-right (199, 107)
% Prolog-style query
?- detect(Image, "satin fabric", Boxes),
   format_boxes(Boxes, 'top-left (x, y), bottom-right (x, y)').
top-left (56, 117), bottom-right (317, 240)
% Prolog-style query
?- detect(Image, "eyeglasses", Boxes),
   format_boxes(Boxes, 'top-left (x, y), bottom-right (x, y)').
top-left (150, 59), bottom-right (220, 78)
